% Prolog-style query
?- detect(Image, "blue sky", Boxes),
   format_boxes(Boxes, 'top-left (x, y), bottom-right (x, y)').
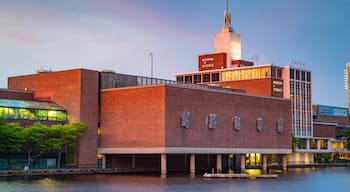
top-left (0, 0), bottom-right (349, 107)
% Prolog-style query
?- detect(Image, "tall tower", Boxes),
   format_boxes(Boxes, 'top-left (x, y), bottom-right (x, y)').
top-left (214, 0), bottom-right (241, 68)
top-left (345, 62), bottom-right (350, 111)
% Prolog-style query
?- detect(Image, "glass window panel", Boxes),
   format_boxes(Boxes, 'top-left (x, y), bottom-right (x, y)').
top-left (185, 76), bottom-right (192, 84)
top-left (290, 69), bottom-right (294, 79)
top-left (194, 74), bottom-right (201, 83)
top-left (48, 110), bottom-right (57, 121)
top-left (212, 73), bottom-right (219, 82)
top-left (203, 74), bottom-right (210, 82)
top-left (296, 70), bottom-right (300, 80)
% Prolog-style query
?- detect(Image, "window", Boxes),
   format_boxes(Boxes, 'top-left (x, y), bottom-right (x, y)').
top-left (290, 68), bottom-right (294, 79)
top-left (298, 139), bottom-right (307, 149)
top-left (37, 109), bottom-right (48, 120)
top-left (301, 71), bottom-right (305, 81)
top-left (296, 70), bottom-right (300, 80)
top-left (212, 73), bottom-right (219, 82)
top-left (194, 75), bottom-right (201, 84)
top-left (203, 74), bottom-right (210, 82)
top-left (176, 76), bottom-right (184, 83)
top-left (310, 139), bottom-right (317, 149)
top-left (185, 76), bottom-right (192, 84)
top-left (320, 139), bottom-right (328, 150)
top-left (306, 72), bottom-right (311, 82)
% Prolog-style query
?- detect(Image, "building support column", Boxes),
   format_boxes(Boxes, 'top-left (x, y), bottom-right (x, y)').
top-left (131, 155), bottom-right (136, 169)
top-left (102, 155), bottom-right (106, 169)
top-left (240, 154), bottom-right (246, 173)
top-left (190, 154), bottom-right (196, 176)
top-left (282, 154), bottom-right (287, 171)
top-left (262, 154), bottom-right (267, 173)
top-left (161, 154), bottom-right (167, 176)
top-left (317, 139), bottom-right (321, 150)
top-left (216, 154), bottom-right (222, 173)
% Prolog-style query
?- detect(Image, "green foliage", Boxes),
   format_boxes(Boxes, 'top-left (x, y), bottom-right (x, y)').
top-left (0, 120), bottom-right (88, 169)
top-left (344, 129), bottom-right (350, 149)
top-left (292, 134), bottom-right (299, 152)
top-left (0, 119), bottom-right (23, 153)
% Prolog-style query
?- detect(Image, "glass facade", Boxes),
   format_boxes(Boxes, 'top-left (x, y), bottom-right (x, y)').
top-left (176, 65), bottom-right (283, 84)
top-left (0, 99), bottom-right (67, 122)
top-left (289, 67), bottom-right (312, 137)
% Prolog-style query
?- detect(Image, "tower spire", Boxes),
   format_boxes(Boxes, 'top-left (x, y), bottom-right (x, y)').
top-left (223, 0), bottom-right (234, 32)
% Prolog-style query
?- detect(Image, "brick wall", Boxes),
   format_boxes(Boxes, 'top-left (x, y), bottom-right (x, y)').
top-left (8, 69), bottom-right (99, 167)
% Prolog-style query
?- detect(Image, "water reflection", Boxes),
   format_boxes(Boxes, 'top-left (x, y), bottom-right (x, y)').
top-left (0, 167), bottom-right (350, 192)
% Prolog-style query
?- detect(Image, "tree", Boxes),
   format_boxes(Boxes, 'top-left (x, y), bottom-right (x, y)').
top-left (344, 129), bottom-right (350, 149)
top-left (0, 119), bottom-right (23, 169)
top-left (0, 119), bottom-right (23, 153)
top-left (292, 134), bottom-right (299, 152)
top-left (43, 122), bottom-right (88, 168)
top-left (18, 122), bottom-right (50, 168)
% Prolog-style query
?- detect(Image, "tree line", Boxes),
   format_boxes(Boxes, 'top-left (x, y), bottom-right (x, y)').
top-left (0, 119), bottom-right (87, 169)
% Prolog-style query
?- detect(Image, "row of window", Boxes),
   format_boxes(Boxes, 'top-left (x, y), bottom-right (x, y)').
top-left (181, 111), bottom-right (285, 133)
top-left (176, 66), bottom-right (284, 84)
top-left (297, 139), bottom-right (328, 150)
top-left (290, 69), bottom-right (311, 82)
top-left (0, 107), bottom-right (67, 121)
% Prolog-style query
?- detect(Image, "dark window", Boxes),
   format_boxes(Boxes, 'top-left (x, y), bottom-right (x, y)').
top-left (212, 73), bottom-right (219, 82)
top-left (306, 72), bottom-right (311, 82)
top-left (290, 69), bottom-right (294, 79)
top-left (301, 71), bottom-right (305, 81)
top-left (277, 69), bottom-right (282, 78)
top-left (176, 76), bottom-right (184, 83)
top-left (203, 74), bottom-right (210, 82)
top-left (185, 76), bottom-right (192, 84)
top-left (194, 75), bottom-right (201, 84)
top-left (296, 70), bottom-right (300, 80)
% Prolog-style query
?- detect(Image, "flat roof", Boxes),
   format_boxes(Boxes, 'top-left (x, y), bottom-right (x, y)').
top-left (0, 98), bottom-right (65, 111)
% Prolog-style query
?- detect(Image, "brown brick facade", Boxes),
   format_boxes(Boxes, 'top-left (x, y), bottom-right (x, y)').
top-left (8, 69), bottom-right (99, 167)
top-left (100, 84), bottom-right (292, 151)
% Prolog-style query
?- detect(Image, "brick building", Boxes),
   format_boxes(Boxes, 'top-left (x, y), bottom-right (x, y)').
top-left (2, 68), bottom-right (292, 175)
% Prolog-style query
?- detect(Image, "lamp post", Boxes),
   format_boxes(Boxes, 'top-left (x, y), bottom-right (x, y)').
top-left (149, 53), bottom-right (153, 78)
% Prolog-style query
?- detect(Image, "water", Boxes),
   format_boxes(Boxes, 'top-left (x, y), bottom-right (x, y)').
top-left (1, 167), bottom-right (350, 192)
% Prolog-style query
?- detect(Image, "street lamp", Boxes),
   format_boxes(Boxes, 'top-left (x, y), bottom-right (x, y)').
top-left (149, 53), bottom-right (153, 78)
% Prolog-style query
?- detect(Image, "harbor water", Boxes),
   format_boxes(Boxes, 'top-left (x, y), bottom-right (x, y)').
top-left (1, 167), bottom-right (350, 192)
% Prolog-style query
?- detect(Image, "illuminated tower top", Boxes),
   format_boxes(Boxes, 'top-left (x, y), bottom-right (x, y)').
top-left (223, 0), bottom-right (234, 32)
top-left (215, 0), bottom-right (241, 68)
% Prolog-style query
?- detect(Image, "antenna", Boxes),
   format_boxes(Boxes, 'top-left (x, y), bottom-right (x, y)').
top-left (291, 60), bottom-right (306, 68)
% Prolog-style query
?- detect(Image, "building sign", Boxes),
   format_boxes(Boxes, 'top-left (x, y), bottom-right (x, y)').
top-left (272, 80), bottom-right (283, 93)
top-left (198, 53), bottom-right (226, 71)
top-left (318, 105), bottom-right (348, 117)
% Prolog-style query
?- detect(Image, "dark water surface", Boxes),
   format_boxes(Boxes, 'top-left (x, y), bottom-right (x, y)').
top-left (1, 167), bottom-right (350, 192)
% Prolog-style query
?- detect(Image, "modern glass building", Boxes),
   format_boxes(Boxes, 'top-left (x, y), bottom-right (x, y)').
top-left (0, 98), bottom-right (67, 122)
top-left (344, 62), bottom-right (350, 111)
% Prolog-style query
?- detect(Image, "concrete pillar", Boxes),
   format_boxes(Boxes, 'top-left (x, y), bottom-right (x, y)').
top-left (262, 154), bottom-right (267, 172)
top-left (102, 155), bottom-right (106, 169)
top-left (131, 155), bottom-right (136, 169)
top-left (216, 154), bottom-right (222, 173)
top-left (240, 154), bottom-right (246, 173)
top-left (282, 154), bottom-right (287, 170)
top-left (190, 154), bottom-right (196, 176)
top-left (161, 154), bottom-right (167, 176)
top-left (317, 139), bottom-right (321, 150)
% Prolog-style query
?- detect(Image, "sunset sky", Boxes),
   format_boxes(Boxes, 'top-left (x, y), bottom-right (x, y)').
top-left (0, 0), bottom-right (349, 107)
